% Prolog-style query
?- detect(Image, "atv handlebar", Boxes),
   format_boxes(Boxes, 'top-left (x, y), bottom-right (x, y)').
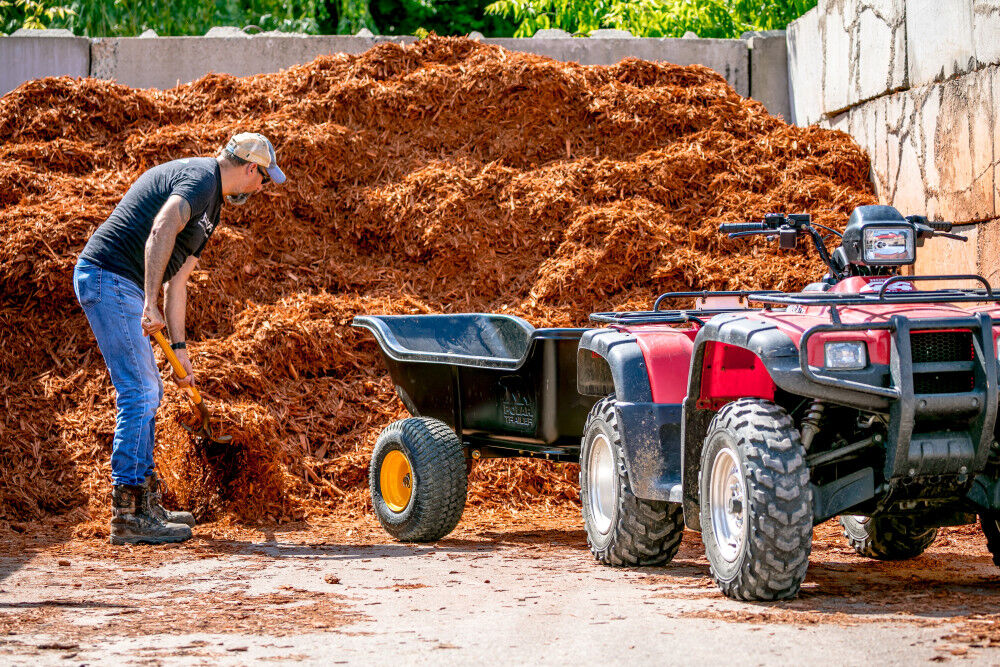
top-left (720, 211), bottom-right (966, 283)
top-left (719, 222), bottom-right (769, 234)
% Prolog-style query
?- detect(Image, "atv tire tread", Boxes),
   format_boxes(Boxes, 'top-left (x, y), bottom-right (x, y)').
top-left (702, 399), bottom-right (812, 601)
top-left (840, 514), bottom-right (938, 560)
top-left (980, 513), bottom-right (1000, 567)
top-left (581, 397), bottom-right (684, 567)
top-left (370, 417), bottom-right (467, 542)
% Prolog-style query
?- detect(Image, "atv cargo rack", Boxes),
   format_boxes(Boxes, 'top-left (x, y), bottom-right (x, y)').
top-left (746, 276), bottom-right (1000, 324)
top-left (589, 291), bottom-right (782, 326)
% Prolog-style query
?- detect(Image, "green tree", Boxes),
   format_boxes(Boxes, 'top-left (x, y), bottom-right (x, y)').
top-left (486, 0), bottom-right (817, 38)
top-left (4, 0), bottom-right (334, 36)
top-left (0, 0), bottom-right (73, 35)
top-left (370, 0), bottom-right (515, 36)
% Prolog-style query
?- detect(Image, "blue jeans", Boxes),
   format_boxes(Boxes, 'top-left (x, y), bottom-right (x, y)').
top-left (74, 257), bottom-right (162, 486)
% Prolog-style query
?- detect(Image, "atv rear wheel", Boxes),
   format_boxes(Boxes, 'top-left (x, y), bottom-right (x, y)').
top-left (580, 396), bottom-right (684, 566)
top-left (370, 417), bottom-right (467, 542)
top-left (700, 399), bottom-right (813, 601)
top-left (980, 513), bottom-right (1000, 567)
top-left (840, 515), bottom-right (938, 560)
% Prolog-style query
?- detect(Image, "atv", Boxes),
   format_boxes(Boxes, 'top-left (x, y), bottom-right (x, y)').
top-left (354, 205), bottom-right (1000, 601)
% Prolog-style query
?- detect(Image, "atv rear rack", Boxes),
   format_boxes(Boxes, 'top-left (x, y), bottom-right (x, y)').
top-left (589, 291), bottom-right (781, 326)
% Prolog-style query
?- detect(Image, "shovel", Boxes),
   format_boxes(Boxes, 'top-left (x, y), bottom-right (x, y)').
top-left (151, 330), bottom-right (232, 449)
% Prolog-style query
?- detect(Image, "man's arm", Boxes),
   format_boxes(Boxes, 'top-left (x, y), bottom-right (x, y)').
top-left (142, 194), bottom-right (190, 335)
top-left (163, 254), bottom-right (199, 387)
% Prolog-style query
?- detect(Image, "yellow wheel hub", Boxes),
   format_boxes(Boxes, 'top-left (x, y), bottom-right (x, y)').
top-left (380, 450), bottom-right (413, 513)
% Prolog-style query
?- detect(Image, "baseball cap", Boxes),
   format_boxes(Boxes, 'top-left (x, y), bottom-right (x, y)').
top-left (225, 132), bottom-right (286, 184)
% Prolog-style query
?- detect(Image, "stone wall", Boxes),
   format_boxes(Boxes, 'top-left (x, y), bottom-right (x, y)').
top-left (787, 0), bottom-right (1000, 276)
top-left (0, 30), bottom-right (789, 119)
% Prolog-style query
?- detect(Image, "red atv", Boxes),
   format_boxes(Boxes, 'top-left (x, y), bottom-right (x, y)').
top-left (356, 205), bottom-right (1000, 601)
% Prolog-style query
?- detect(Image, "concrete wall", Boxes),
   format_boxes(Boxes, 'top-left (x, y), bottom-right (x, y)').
top-left (745, 31), bottom-right (791, 121)
top-left (0, 30), bottom-right (89, 96)
top-left (486, 36), bottom-right (752, 96)
top-left (787, 0), bottom-right (1000, 276)
top-left (89, 34), bottom-right (413, 90)
top-left (1, 30), bottom-right (790, 119)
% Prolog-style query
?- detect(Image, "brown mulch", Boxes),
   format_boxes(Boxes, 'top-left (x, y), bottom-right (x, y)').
top-left (0, 36), bottom-right (877, 531)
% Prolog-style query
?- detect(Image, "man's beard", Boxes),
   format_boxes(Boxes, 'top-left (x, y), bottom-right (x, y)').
top-left (226, 193), bottom-right (252, 205)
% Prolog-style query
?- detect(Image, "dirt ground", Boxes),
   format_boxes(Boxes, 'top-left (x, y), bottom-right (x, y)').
top-left (3, 506), bottom-right (1000, 665)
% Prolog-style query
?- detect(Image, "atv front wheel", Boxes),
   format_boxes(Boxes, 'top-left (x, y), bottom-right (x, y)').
top-left (580, 396), bottom-right (684, 566)
top-left (840, 515), bottom-right (938, 560)
top-left (700, 399), bottom-right (813, 601)
top-left (370, 417), bottom-right (467, 542)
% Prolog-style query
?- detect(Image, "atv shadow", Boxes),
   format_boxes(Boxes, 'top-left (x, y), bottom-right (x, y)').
top-left (789, 554), bottom-right (1000, 618)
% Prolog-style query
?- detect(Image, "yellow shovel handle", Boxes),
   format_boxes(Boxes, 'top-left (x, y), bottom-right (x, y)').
top-left (151, 330), bottom-right (203, 405)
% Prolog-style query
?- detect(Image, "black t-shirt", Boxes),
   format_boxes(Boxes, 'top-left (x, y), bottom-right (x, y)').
top-left (80, 157), bottom-right (223, 290)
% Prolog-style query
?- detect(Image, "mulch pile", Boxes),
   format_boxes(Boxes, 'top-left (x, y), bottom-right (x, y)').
top-left (0, 36), bottom-right (876, 532)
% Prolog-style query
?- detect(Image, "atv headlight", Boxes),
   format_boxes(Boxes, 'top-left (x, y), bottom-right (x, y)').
top-left (862, 225), bottom-right (915, 264)
top-left (824, 341), bottom-right (868, 370)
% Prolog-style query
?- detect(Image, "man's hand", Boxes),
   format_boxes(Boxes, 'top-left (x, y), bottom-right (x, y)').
top-left (171, 348), bottom-right (196, 388)
top-left (142, 302), bottom-right (166, 336)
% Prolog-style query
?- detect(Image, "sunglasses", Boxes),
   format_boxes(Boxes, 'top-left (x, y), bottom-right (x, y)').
top-left (256, 165), bottom-right (271, 184)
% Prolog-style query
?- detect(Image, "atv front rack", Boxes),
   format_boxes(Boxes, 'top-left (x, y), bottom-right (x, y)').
top-left (591, 278), bottom-right (1000, 327)
top-left (747, 276), bottom-right (997, 306)
top-left (590, 291), bottom-right (781, 326)
top-left (747, 276), bottom-right (1000, 324)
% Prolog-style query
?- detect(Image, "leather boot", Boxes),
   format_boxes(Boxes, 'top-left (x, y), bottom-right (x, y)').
top-left (110, 484), bottom-right (192, 545)
top-left (144, 471), bottom-right (196, 527)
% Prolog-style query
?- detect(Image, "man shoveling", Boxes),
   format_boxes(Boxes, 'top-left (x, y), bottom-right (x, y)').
top-left (73, 133), bottom-right (286, 545)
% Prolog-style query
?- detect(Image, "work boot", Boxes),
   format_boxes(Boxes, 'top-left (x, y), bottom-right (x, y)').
top-left (110, 484), bottom-right (192, 545)
top-left (144, 472), bottom-right (196, 527)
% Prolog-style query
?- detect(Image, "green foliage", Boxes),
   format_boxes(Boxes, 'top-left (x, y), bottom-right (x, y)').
top-left (2, 0), bottom-right (332, 36)
top-left (336, 0), bottom-right (377, 33)
top-left (370, 0), bottom-right (515, 36)
top-left (486, 0), bottom-right (817, 38)
top-left (0, 0), bottom-right (73, 35)
top-left (0, 0), bottom-right (534, 37)
top-left (485, 0), bottom-right (606, 36)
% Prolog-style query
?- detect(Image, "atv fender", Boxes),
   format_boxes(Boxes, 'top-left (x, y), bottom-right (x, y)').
top-left (578, 329), bottom-right (683, 502)
top-left (681, 314), bottom-right (797, 529)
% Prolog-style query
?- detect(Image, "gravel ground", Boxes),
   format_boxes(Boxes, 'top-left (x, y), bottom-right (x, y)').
top-left (2, 507), bottom-right (1000, 665)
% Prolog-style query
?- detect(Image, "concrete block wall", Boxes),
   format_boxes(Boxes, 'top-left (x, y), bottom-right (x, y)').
top-left (1, 31), bottom-right (789, 119)
top-left (0, 31), bottom-right (89, 96)
top-left (88, 35), bottom-right (414, 90)
top-left (788, 0), bottom-right (1000, 276)
top-left (486, 36), bottom-right (752, 96)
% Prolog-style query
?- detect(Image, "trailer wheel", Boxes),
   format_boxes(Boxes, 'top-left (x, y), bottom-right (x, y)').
top-left (840, 515), bottom-right (938, 560)
top-left (370, 417), bottom-right (467, 542)
top-left (981, 513), bottom-right (1000, 567)
top-left (700, 399), bottom-right (812, 601)
top-left (580, 396), bottom-right (684, 567)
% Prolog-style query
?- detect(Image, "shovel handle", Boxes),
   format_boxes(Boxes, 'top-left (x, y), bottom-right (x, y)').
top-left (151, 330), bottom-right (203, 405)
